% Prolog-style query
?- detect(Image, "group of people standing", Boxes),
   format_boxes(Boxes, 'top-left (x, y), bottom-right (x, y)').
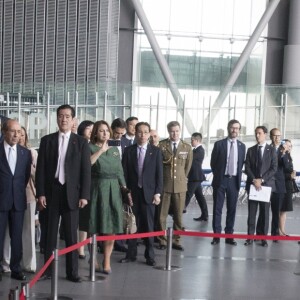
top-left (210, 120), bottom-right (296, 248)
top-left (0, 108), bottom-right (296, 284)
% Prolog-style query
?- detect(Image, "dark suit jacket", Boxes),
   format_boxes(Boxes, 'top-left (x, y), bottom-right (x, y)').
top-left (271, 145), bottom-right (290, 194)
top-left (122, 143), bottom-right (163, 204)
top-left (245, 143), bottom-right (277, 192)
top-left (36, 132), bottom-right (91, 210)
top-left (121, 135), bottom-right (134, 154)
top-left (210, 138), bottom-right (246, 189)
top-left (188, 145), bottom-right (206, 182)
top-left (0, 142), bottom-right (31, 211)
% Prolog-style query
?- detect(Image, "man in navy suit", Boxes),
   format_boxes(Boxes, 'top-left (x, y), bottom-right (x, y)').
top-left (210, 119), bottom-right (246, 245)
top-left (0, 120), bottom-right (31, 281)
top-left (184, 132), bottom-right (208, 221)
top-left (244, 126), bottom-right (277, 247)
top-left (36, 104), bottom-right (91, 282)
top-left (120, 122), bottom-right (163, 266)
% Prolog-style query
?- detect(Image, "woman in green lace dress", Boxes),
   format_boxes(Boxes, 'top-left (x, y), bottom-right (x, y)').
top-left (89, 120), bottom-right (126, 274)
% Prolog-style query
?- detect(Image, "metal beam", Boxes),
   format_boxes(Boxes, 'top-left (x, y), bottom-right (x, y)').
top-left (130, 0), bottom-right (195, 135)
top-left (201, 0), bottom-right (281, 132)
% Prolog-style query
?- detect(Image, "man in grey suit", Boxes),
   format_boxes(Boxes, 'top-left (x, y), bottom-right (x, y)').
top-left (36, 104), bottom-right (91, 282)
top-left (244, 126), bottom-right (277, 247)
top-left (120, 122), bottom-right (163, 266)
top-left (210, 120), bottom-right (246, 246)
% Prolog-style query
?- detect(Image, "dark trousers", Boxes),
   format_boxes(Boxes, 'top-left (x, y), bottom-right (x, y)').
top-left (38, 209), bottom-right (48, 251)
top-left (270, 192), bottom-right (285, 235)
top-left (247, 200), bottom-right (270, 235)
top-left (126, 188), bottom-right (155, 261)
top-left (0, 209), bottom-right (24, 273)
top-left (185, 181), bottom-right (208, 218)
top-left (212, 176), bottom-right (239, 233)
top-left (44, 181), bottom-right (79, 278)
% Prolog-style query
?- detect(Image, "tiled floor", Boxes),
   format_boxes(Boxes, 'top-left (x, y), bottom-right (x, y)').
top-left (2, 195), bottom-right (300, 299)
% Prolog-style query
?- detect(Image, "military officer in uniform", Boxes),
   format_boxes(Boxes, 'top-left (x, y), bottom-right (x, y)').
top-left (157, 121), bottom-right (193, 251)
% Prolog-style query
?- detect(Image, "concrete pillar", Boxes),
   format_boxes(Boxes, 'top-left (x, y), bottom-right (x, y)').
top-left (283, 0), bottom-right (300, 85)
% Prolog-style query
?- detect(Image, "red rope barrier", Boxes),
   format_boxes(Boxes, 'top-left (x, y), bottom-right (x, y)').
top-left (29, 253), bottom-right (54, 288)
top-left (28, 230), bottom-right (300, 289)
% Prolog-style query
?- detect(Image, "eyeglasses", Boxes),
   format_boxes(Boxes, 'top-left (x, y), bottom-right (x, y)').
top-left (271, 135), bottom-right (281, 137)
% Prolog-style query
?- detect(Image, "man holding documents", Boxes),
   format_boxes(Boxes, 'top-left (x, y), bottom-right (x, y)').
top-left (244, 126), bottom-right (277, 247)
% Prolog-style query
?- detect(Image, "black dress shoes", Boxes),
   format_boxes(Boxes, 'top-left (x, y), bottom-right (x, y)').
top-left (193, 216), bottom-right (208, 222)
top-left (79, 254), bottom-right (86, 259)
top-left (225, 238), bottom-right (237, 246)
top-left (11, 272), bottom-right (26, 281)
top-left (172, 244), bottom-right (184, 251)
top-left (146, 259), bottom-right (156, 266)
top-left (211, 238), bottom-right (220, 245)
top-left (66, 275), bottom-right (82, 283)
top-left (156, 245), bottom-right (167, 250)
top-left (261, 240), bottom-right (268, 247)
top-left (119, 257), bottom-right (137, 263)
top-left (244, 239), bottom-right (253, 246)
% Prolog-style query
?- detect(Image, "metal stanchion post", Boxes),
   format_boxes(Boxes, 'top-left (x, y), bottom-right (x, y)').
top-left (83, 234), bottom-right (105, 282)
top-left (10, 286), bottom-right (19, 300)
top-left (51, 249), bottom-right (59, 300)
top-left (90, 234), bottom-right (96, 282)
top-left (21, 282), bottom-right (30, 299)
top-left (48, 249), bottom-right (72, 300)
top-left (155, 227), bottom-right (182, 271)
top-left (166, 227), bottom-right (173, 271)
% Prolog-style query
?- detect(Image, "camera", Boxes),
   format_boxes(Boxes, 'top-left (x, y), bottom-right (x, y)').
top-left (280, 140), bottom-right (285, 146)
top-left (108, 139), bottom-right (121, 147)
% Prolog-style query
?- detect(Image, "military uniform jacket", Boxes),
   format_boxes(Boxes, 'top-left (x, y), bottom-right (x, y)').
top-left (159, 139), bottom-right (193, 193)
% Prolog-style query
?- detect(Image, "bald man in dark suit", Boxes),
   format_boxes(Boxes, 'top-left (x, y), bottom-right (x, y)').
top-left (0, 120), bottom-right (31, 281)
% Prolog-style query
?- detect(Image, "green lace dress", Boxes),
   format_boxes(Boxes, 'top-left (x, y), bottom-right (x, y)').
top-left (89, 144), bottom-right (125, 234)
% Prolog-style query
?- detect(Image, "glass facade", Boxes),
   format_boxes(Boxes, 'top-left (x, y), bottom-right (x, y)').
top-left (1, 0), bottom-right (300, 168)
top-left (133, 0), bottom-right (268, 140)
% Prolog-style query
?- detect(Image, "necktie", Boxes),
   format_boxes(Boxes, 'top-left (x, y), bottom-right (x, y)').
top-left (138, 146), bottom-right (145, 188)
top-left (227, 141), bottom-right (235, 176)
top-left (57, 134), bottom-right (68, 184)
top-left (173, 142), bottom-right (177, 156)
top-left (8, 147), bottom-right (16, 175)
top-left (256, 145), bottom-right (263, 178)
top-left (131, 139), bottom-right (134, 145)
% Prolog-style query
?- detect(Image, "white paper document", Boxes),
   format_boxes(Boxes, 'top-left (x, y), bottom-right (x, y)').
top-left (249, 184), bottom-right (272, 202)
